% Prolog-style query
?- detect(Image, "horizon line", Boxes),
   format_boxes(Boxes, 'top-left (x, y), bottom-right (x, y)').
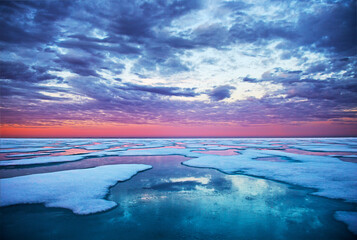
top-left (1, 136), bottom-right (357, 139)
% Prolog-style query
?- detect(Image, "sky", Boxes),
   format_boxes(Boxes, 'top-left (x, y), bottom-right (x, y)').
top-left (0, 0), bottom-right (356, 137)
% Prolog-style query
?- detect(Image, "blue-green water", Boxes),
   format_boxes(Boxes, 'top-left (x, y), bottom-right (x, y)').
top-left (1, 155), bottom-right (355, 240)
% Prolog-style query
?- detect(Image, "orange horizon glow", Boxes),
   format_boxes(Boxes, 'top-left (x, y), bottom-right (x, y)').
top-left (1, 121), bottom-right (357, 138)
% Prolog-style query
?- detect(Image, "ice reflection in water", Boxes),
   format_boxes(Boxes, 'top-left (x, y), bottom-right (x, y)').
top-left (107, 156), bottom-right (355, 240)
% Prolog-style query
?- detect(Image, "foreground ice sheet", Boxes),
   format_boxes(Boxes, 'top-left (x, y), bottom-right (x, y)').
top-left (0, 164), bottom-right (152, 215)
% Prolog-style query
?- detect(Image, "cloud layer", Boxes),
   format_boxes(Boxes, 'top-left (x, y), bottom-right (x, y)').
top-left (0, 0), bottom-right (356, 135)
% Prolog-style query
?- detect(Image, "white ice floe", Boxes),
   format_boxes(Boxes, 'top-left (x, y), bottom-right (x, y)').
top-left (292, 144), bottom-right (357, 152)
top-left (6, 153), bottom-right (51, 158)
top-left (0, 138), bottom-right (69, 149)
top-left (238, 143), bottom-right (284, 149)
top-left (0, 148), bottom-right (128, 166)
top-left (118, 148), bottom-right (202, 157)
top-left (0, 155), bottom-right (87, 166)
top-left (334, 211), bottom-right (357, 234)
top-left (0, 144), bottom-right (46, 149)
top-left (184, 144), bottom-right (236, 150)
top-left (0, 164), bottom-right (152, 215)
top-left (0, 147), bottom-right (71, 153)
top-left (124, 142), bottom-right (174, 149)
top-left (0, 147), bottom-right (203, 166)
top-left (80, 144), bottom-right (119, 150)
top-left (183, 149), bottom-right (357, 203)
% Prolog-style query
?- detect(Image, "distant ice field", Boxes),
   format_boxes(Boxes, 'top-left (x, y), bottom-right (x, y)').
top-left (0, 137), bottom-right (356, 235)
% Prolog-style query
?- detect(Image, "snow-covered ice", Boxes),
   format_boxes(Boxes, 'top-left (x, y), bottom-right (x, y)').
top-left (0, 147), bottom-right (71, 153)
top-left (80, 143), bottom-right (123, 150)
top-left (0, 145), bottom-right (202, 166)
top-left (118, 147), bottom-right (202, 157)
top-left (0, 164), bottom-right (152, 214)
top-left (293, 144), bottom-right (357, 152)
top-left (6, 153), bottom-right (51, 158)
top-left (0, 154), bottom-right (87, 166)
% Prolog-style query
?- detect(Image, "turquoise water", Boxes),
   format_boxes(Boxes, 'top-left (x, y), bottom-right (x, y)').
top-left (1, 154), bottom-right (355, 240)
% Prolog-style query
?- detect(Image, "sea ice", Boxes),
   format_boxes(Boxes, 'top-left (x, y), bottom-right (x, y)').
top-left (0, 146), bottom-right (204, 166)
top-left (182, 146), bottom-right (357, 234)
top-left (118, 147), bottom-right (202, 158)
top-left (184, 144), bottom-right (236, 150)
top-left (6, 153), bottom-right (52, 158)
top-left (0, 164), bottom-right (152, 214)
top-left (0, 147), bottom-right (71, 153)
top-left (183, 149), bottom-right (357, 203)
top-left (81, 143), bottom-right (122, 150)
top-left (0, 154), bottom-right (87, 166)
top-left (334, 211), bottom-right (357, 234)
top-left (292, 144), bottom-right (357, 152)
top-left (123, 140), bottom-right (174, 149)
top-left (0, 138), bottom-right (68, 149)
top-left (0, 148), bottom-right (129, 166)
top-left (238, 143), bottom-right (284, 149)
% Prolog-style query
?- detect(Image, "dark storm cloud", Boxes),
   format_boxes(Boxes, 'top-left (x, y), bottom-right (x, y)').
top-left (242, 76), bottom-right (258, 83)
top-left (114, 0), bottom-right (201, 37)
top-left (131, 53), bottom-right (191, 76)
top-left (295, 1), bottom-right (356, 56)
top-left (121, 83), bottom-right (198, 97)
top-left (68, 77), bottom-right (129, 103)
top-left (56, 0), bottom-right (201, 76)
top-left (67, 77), bottom-right (199, 104)
top-left (221, 1), bottom-right (252, 12)
top-left (209, 85), bottom-right (236, 101)
top-left (193, 23), bottom-right (230, 48)
top-left (0, 0), bottom-right (72, 46)
top-left (305, 63), bottom-right (327, 74)
top-left (165, 36), bottom-right (197, 49)
top-left (223, 0), bottom-right (356, 57)
top-left (229, 19), bottom-right (296, 44)
top-left (0, 61), bottom-right (59, 82)
top-left (2, 0), bottom-right (352, 77)
top-left (284, 79), bottom-right (357, 104)
top-left (249, 66), bottom-right (357, 106)
top-left (54, 54), bottom-right (102, 77)
top-left (58, 37), bottom-right (141, 55)
top-left (0, 80), bottom-right (68, 101)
